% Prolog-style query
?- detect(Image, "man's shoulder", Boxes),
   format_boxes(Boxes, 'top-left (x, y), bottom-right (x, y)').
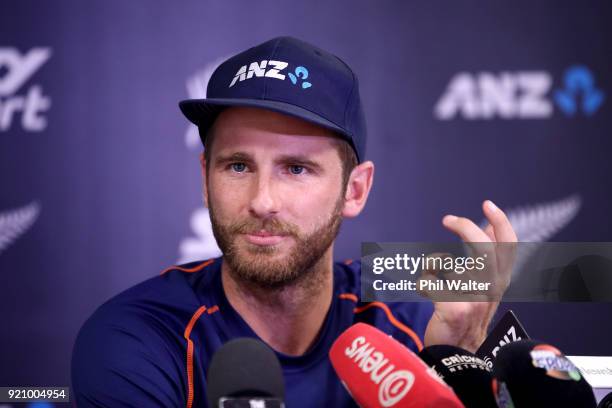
top-left (80, 258), bottom-right (220, 339)
top-left (113, 258), bottom-right (218, 302)
top-left (71, 258), bottom-right (222, 406)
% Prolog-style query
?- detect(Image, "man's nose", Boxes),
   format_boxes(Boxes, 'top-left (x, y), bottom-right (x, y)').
top-left (248, 172), bottom-right (281, 218)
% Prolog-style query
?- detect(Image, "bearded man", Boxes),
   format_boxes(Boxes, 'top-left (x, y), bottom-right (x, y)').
top-left (72, 36), bottom-right (517, 407)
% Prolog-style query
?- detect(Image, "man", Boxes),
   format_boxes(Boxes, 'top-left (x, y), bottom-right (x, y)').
top-left (72, 36), bottom-right (516, 407)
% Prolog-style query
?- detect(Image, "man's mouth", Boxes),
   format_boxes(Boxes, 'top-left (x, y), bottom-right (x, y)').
top-left (243, 230), bottom-right (288, 246)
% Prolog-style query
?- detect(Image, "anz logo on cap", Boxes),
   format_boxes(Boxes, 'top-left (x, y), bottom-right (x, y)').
top-left (229, 60), bottom-right (312, 89)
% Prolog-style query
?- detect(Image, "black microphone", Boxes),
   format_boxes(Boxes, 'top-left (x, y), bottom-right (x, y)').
top-left (598, 391), bottom-right (612, 408)
top-left (419, 345), bottom-right (497, 408)
top-left (206, 338), bottom-right (285, 408)
top-left (493, 339), bottom-right (596, 407)
top-left (476, 310), bottom-right (530, 370)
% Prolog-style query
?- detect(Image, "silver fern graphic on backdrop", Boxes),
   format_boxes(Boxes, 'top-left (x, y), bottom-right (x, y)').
top-left (480, 195), bottom-right (582, 277)
top-left (0, 202), bottom-right (41, 256)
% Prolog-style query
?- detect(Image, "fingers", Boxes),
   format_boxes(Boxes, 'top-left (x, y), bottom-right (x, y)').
top-left (442, 215), bottom-right (497, 283)
top-left (484, 224), bottom-right (496, 242)
top-left (482, 200), bottom-right (517, 243)
top-left (442, 215), bottom-right (491, 243)
top-left (440, 202), bottom-right (517, 302)
top-left (422, 252), bottom-right (453, 276)
top-left (430, 202), bottom-right (517, 351)
top-left (418, 253), bottom-right (454, 301)
top-left (482, 200), bottom-right (518, 279)
top-left (443, 200), bottom-right (517, 243)
top-left (421, 252), bottom-right (498, 302)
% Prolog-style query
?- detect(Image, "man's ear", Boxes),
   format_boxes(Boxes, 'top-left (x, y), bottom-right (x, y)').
top-left (342, 160), bottom-right (375, 218)
top-left (199, 152), bottom-right (209, 208)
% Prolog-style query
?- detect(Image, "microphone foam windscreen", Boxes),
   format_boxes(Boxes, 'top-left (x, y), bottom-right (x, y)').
top-left (493, 339), bottom-right (596, 408)
top-left (419, 345), bottom-right (497, 408)
top-left (207, 338), bottom-right (285, 408)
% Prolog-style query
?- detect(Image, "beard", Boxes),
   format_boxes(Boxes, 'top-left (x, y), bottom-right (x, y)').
top-left (208, 193), bottom-right (344, 290)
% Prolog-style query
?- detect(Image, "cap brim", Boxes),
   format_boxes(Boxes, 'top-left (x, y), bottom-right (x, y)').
top-left (179, 98), bottom-right (349, 143)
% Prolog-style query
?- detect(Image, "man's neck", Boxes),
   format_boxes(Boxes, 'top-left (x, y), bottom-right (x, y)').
top-left (221, 253), bottom-right (334, 356)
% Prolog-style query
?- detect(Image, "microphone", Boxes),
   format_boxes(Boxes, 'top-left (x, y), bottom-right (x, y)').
top-left (598, 391), bottom-right (612, 408)
top-left (206, 338), bottom-right (285, 408)
top-left (419, 345), bottom-right (497, 408)
top-left (475, 310), bottom-right (530, 370)
top-left (329, 322), bottom-right (464, 407)
top-left (492, 339), bottom-right (597, 407)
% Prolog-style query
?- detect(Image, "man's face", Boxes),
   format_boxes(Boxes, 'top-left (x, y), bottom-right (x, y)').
top-left (204, 107), bottom-right (346, 288)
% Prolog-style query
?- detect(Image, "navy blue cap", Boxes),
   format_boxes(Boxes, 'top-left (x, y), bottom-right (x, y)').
top-left (179, 36), bottom-right (366, 162)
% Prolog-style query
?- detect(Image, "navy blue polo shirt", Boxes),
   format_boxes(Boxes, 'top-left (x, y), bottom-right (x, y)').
top-left (71, 257), bottom-right (433, 407)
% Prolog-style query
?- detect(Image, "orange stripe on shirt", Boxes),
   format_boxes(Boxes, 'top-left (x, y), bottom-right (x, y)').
top-left (183, 305), bottom-right (208, 408)
top-left (161, 259), bottom-right (214, 275)
top-left (354, 302), bottom-right (424, 351)
top-left (339, 293), bottom-right (359, 302)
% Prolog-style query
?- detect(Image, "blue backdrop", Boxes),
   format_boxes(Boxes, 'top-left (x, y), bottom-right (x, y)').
top-left (1, 0), bottom-right (611, 396)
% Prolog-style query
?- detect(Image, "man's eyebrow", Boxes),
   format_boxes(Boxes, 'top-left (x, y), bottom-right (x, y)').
top-left (214, 152), bottom-right (254, 166)
top-left (275, 154), bottom-right (324, 171)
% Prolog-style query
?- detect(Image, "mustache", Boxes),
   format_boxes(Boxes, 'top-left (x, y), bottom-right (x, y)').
top-left (228, 218), bottom-right (300, 236)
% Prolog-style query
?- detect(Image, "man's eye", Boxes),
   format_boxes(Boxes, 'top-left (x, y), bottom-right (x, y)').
top-left (289, 165), bottom-right (305, 175)
top-left (231, 163), bottom-right (247, 173)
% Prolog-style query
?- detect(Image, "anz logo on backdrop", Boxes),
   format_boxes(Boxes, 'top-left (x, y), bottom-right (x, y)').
top-left (434, 65), bottom-right (605, 120)
top-left (0, 47), bottom-right (52, 132)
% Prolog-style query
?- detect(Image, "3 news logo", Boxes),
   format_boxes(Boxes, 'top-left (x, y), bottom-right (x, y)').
top-left (0, 47), bottom-right (52, 132)
top-left (435, 65), bottom-right (605, 120)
